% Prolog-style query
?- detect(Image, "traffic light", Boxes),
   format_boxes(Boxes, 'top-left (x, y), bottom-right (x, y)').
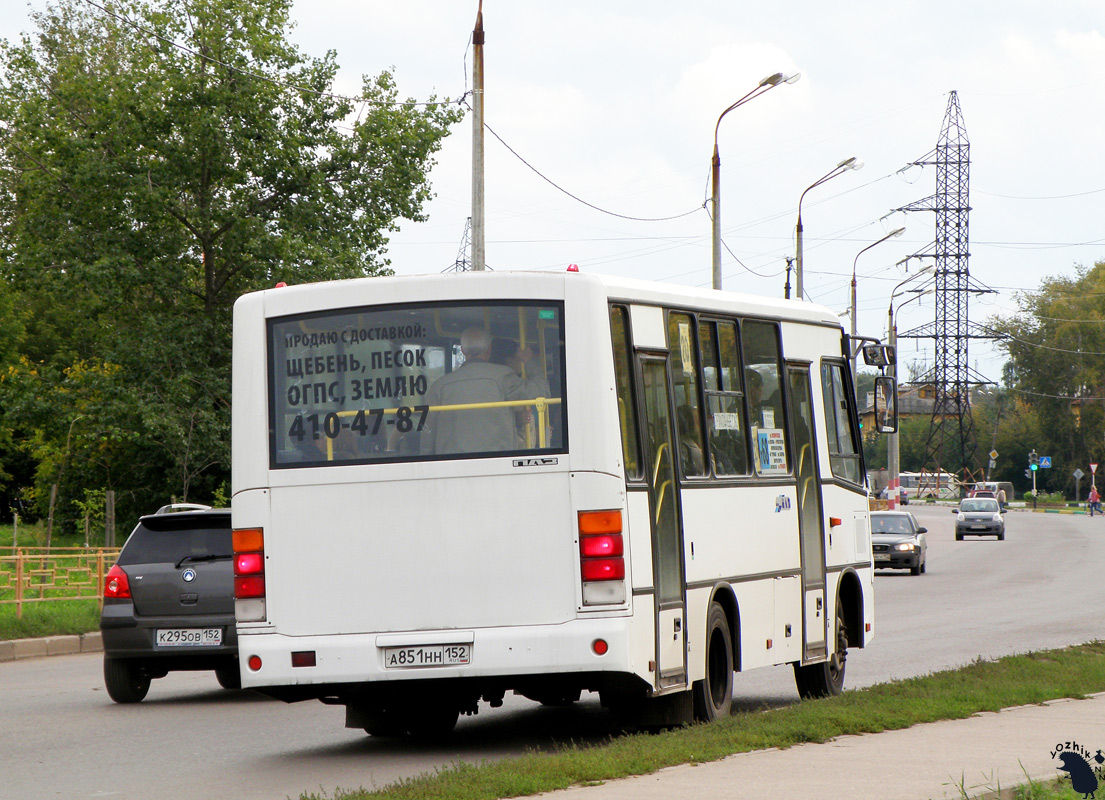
top-left (1025, 469), bottom-right (1031, 479)
top-left (1029, 450), bottom-right (1039, 470)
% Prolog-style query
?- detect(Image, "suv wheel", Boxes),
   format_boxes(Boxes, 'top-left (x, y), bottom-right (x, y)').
top-left (104, 657), bottom-right (151, 703)
top-left (215, 663), bottom-right (242, 690)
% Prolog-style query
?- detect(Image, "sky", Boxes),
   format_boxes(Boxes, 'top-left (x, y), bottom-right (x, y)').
top-left (3, 0), bottom-right (1104, 382)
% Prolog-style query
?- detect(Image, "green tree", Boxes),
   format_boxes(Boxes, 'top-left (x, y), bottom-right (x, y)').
top-left (0, 0), bottom-right (463, 528)
top-left (989, 261), bottom-right (1105, 498)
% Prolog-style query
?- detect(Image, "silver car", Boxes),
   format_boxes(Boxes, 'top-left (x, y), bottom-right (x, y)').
top-left (954, 497), bottom-right (1005, 541)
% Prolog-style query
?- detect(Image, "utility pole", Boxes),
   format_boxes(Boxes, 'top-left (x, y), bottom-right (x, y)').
top-left (1029, 449), bottom-right (1038, 508)
top-left (470, 2), bottom-right (485, 271)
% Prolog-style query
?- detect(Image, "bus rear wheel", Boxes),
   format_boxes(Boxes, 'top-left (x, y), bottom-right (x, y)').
top-left (405, 703), bottom-right (460, 740)
top-left (692, 601), bottom-right (733, 722)
top-left (793, 604), bottom-right (847, 699)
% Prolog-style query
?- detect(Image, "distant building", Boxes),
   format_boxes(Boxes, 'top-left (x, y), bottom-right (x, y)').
top-left (860, 383), bottom-right (941, 431)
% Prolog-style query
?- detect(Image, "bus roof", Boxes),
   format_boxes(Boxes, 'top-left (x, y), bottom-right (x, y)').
top-left (244, 270), bottom-right (845, 329)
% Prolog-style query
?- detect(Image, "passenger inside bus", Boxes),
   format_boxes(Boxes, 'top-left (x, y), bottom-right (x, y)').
top-left (675, 405), bottom-right (706, 476)
top-left (421, 327), bottom-right (546, 455)
top-left (490, 337), bottom-right (552, 448)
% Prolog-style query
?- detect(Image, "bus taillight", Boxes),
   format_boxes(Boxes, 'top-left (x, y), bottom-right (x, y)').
top-left (233, 527), bottom-right (266, 622)
top-left (579, 510), bottom-right (626, 606)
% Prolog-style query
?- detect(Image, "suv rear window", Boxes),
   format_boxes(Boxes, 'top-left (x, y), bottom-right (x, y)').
top-left (117, 514), bottom-right (232, 566)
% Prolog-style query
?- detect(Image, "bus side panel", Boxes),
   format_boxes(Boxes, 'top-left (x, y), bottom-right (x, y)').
top-left (232, 293), bottom-right (271, 496)
top-left (680, 485), bottom-right (801, 585)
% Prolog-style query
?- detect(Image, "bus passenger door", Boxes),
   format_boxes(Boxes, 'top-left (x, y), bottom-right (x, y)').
top-left (638, 356), bottom-right (688, 689)
top-left (787, 364), bottom-right (827, 661)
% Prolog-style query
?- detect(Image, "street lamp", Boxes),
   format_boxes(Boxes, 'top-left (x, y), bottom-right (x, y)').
top-left (794, 156), bottom-right (863, 300)
top-left (885, 271), bottom-right (935, 509)
top-left (711, 71), bottom-right (800, 290)
top-left (850, 227), bottom-right (906, 386)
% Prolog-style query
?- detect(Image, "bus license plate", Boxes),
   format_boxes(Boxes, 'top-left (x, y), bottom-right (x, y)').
top-left (156, 628), bottom-right (222, 647)
top-left (383, 644), bottom-right (471, 669)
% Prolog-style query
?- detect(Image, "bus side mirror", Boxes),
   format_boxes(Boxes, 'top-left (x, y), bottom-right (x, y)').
top-left (873, 375), bottom-right (898, 434)
top-left (863, 344), bottom-right (896, 368)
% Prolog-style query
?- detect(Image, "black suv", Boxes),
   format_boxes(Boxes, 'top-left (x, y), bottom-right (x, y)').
top-left (100, 504), bottom-right (238, 703)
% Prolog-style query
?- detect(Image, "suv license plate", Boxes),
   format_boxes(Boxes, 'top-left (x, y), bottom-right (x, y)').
top-left (156, 628), bottom-right (222, 647)
top-left (383, 644), bottom-right (471, 669)
top-left (971, 525), bottom-right (987, 530)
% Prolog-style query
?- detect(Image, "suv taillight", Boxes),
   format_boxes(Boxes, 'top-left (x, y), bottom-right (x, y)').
top-left (233, 527), bottom-right (266, 622)
top-left (579, 510), bottom-right (625, 605)
top-left (104, 564), bottom-right (131, 599)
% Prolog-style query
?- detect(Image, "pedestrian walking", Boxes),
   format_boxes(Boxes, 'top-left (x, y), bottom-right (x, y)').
top-left (1089, 485), bottom-right (1101, 517)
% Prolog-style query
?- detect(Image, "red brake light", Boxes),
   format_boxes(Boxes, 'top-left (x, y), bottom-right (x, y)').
top-left (235, 575), bottom-right (266, 598)
top-left (235, 553), bottom-right (264, 575)
top-left (580, 533), bottom-right (623, 558)
top-left (104, 564), bottom-right (131, 599)
top-left (580, 558), bottom-right (625, 582)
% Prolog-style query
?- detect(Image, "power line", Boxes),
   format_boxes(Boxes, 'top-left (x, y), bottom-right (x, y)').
top-left (477, 107), bottom-right (703, 224)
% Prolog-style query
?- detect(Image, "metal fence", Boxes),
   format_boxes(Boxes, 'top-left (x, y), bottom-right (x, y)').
top-left (0, 548), bottom-right (122, 617)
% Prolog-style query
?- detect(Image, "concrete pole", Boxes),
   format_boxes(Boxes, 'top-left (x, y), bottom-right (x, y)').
top-left (711, 145), bottom-right (722, 290)
top-left (887, 305), bottom-right (899, 510)
top-left (795, 215), bottom-right (805, 301)
top-left (470, 5), bottom-right (485, 271)
top-left (850, 274), bottom-right (858, 391)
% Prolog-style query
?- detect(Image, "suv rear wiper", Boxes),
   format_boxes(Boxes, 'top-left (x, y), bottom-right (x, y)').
top-left (175, 554), bottom-right (234, 569)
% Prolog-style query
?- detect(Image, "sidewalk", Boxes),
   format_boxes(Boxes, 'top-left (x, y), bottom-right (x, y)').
top-left (0, 631), bottom-right (101, 661)
top-left (539, 693), bottom-right (1105, 800)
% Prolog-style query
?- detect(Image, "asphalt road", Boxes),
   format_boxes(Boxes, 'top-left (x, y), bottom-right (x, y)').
top-left (4, 505), bottom-right (1103, 800)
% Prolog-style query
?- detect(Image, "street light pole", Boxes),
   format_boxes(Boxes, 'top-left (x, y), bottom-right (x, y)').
top-left (850, 227), bottom-right (906, 387)
top-left (795, 156), bottom-right (863, 300)
top-left (885, 271), bottom-right (935, 509)
top-left (711, 71), bottom-right (799, 290)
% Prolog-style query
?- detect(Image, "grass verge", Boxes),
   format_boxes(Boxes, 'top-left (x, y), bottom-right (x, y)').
top-left (303, 642), bottom-right (1105, 800)
top-left (0, 599), bottom-right (100, 640)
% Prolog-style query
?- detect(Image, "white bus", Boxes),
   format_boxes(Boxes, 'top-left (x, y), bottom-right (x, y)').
top-left (898, 471), bottom-right (960, 501)
top-left (231, 271), bottom-right (885, 735)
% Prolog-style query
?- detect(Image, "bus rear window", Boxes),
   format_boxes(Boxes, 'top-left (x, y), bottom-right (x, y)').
top-left (268, 301), bottom-right (567, 467)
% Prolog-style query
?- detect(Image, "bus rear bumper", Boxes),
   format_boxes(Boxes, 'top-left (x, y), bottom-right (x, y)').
top-left (238, 618), bottom-right (641, 693)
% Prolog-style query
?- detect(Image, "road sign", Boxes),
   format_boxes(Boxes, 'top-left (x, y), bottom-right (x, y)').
top-left (1039, 456), bottom-right (1052, 468)
top-left (1074, 468), bottom-right (1086, 480)
top-left (988, 459), bottom-right (997, 470)
top-left (989, 449), bottom-right (999, 460)
top-left (1092, 463), bottom-right (1099, 474)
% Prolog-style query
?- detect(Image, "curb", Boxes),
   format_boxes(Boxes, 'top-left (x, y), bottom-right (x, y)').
top-left (0, 631), bottom-right (102, 663)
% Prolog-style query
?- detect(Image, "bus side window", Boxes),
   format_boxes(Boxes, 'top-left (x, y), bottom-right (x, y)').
top-left (741, 321), bottom-right (788, 476)
top-left (610, 306), bottom-right (641, 480)
top-left (699, 320), bottom-right (748, 476)
top-left (820, 361), bottom-right (863, 485)
top-left (667, 312), bottom-right (706, 478)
